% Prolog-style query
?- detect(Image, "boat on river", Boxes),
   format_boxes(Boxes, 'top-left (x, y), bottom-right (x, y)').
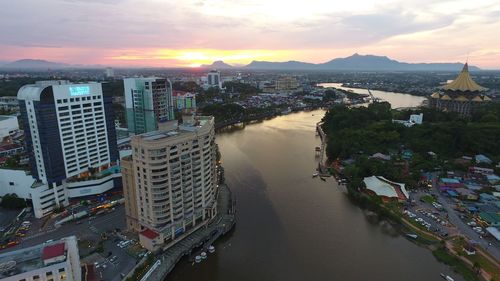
top-left (440, 273), bottom-right (454, 281)
top-left (195, 256), bottom-right (202, 263)
top-left (312, 172), bottom-right (319, 178)
top-left (406, 234), bottom-right (418, 239)
top-left (320, 177), bottom-right (326, 182)
top-left (208, 245), bottom-right (215, 253)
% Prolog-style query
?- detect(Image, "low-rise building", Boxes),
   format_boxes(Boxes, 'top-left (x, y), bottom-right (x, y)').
top-left (363, 176), bottom-right (409, 202)
top-left (0, 236), bottom-right (81, 281)
top-left (0, 115), bottom-right (19, 140)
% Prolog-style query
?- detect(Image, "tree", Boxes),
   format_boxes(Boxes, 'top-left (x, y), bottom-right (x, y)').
top-left (0, 193), bottom-right (27, 209)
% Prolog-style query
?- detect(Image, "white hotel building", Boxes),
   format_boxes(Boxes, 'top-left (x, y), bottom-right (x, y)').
top-left (17, 81), bottom-right (120, 218)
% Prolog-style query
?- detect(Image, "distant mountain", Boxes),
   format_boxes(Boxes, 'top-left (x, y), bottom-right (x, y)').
top-left (201, 60), bottom-right (233, 69)
top-left (246, 60), bottom-right (316, 70)
top-left (0, 59), bottom-right (71, 69)
top-left (244, 54), bottom-right (480, 71)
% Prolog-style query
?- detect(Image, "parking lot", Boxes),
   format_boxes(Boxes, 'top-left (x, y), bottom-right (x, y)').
top-left (405, 191), bottom-right (455, 237)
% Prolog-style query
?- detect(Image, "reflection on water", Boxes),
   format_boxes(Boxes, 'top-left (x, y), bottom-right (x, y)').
top-left (318, 82), bottom-right (426, 109)
top-left (167, 110), bottom-right (462, 281)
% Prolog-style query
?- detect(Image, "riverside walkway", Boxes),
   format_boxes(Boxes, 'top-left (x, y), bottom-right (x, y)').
top-left (146, 184), bottom-right (236, 281)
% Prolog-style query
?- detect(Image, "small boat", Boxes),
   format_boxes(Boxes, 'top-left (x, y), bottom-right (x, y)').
top-left (320, 177), bottom-right (326, 182)
top-left (200, 252), bottom-right (207, 259)
top-left (315, 146), bottom-right (321, 151)
top-left (440, 273), bottom-right (454, 281)
top-left (312, 172), bottom-right (319, 178)
top-left (406, 234), bottom-right (418, 239)
top-left (208, 245), bottom-right (215, 253)
top-left (195, 256), bottom-right (202, 263)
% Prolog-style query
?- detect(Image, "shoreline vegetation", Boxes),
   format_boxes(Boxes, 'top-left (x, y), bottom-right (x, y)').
top-left (321, 102), bottom-right (500, 281)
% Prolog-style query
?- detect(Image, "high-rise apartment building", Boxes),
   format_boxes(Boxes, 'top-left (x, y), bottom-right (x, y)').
top-left (123, 77), bottom-right (175, 135)
top-left (122, 116), bottom-right (218, 251)
top-left (17, 81), bottom-right (121, 218)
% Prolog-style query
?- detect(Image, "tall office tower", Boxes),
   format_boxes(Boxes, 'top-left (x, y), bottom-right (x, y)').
top-left (0, 236), bottom-right (81, 281)
top-left (121, 116), bottom-right (218, 251)
top-left (206, 70), bottom-right (222, 89)
top-left (123, 77), bottom-right (175, 135)
top-left (18, 81), bottom-right (120, 218)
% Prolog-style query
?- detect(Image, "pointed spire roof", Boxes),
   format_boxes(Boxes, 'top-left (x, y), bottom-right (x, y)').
top-left (442, 63), bottom-right (487, 92)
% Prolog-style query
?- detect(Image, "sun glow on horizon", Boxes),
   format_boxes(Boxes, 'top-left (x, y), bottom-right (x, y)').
top-left (109, 48), bottom-right (296, 67)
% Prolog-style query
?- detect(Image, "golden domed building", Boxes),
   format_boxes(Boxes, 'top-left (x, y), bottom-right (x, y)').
top-left (429, 63), bottom-right (491, 116)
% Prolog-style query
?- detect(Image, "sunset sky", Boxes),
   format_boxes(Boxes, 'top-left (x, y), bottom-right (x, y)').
top-left (2, 0), bottom-right (500, 68)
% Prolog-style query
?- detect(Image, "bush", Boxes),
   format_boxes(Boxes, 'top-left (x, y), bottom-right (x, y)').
top-left (0, 193), bottom-right (27, 209)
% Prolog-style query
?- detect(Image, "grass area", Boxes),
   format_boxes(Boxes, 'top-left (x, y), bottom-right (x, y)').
top-left (78, 239), bottom-right (93, 249)
top-left (420, 195), bottom-right (436, 204)
top-left (432, 247), bottom-right (480, 281)
top-left (451, 238), bottom-right (500, 280)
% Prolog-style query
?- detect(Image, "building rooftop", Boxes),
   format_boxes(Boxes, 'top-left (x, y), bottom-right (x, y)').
top-left (0, 115), bottom-right (17, 121)
top-left (441, 63), bottom-right (487, 92)
top-left (140, 228), bottom-right (159, 240)
top-left (137, 116), bottom-right (214, 142)
top-left (0, 240), bottom-right (68, 279)
top-left (42, 243), bottom-right (65, 260)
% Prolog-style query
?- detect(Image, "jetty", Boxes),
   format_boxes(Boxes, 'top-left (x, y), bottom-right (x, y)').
top-left (139, 184), bottom-right (236, 281)
top-left (316, 122), bottom-right (329, 176)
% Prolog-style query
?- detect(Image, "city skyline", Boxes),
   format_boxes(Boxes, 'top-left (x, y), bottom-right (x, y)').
top-left (1, 0), bottom-right (500, 69)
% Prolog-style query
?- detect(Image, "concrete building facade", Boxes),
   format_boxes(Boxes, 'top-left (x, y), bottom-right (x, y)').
top-left (17, 80), bottom-right (120, 218)
top-left (122, 116), bottom-right (218, 251)
top-left (0, 236), bottom-right (81, 281)
top-left (124, 77), bottom-right (175, 135)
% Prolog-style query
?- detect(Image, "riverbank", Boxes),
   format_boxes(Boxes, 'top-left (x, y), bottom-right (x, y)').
top-left (124, 184), bottom-right (236, 281)
top-left (319, 136), bottom-right (497, 280)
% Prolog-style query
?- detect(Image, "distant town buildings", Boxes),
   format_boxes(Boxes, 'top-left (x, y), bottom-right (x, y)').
top-left (204, 70), bottom-right (222, 89)
top-left (123, 77), bottom-right (175, 135)
top-left (0, 96), bottom-right (20, 112)
top-left (122, 116), bottom-right (218, 251)
top-left (172, 90), bottom-right (196, 111)
top-left (275, 75), bottom-right (301, 92)
top-left (429, 63), bottom-right (491, 116)
top-left (0, 236), bottom-right (81, 281)
top-left (105, 67), bottom-right (114, 78)
top-left (17, 80), bottom-right (120, 218)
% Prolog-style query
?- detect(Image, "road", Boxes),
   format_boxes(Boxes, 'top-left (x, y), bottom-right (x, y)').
top-left (4, 205), bottom-right (126, 252)
top-left (435, 190), bottom-right (500, 260)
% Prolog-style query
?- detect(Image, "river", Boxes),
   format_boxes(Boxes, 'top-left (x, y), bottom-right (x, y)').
top-left (317, 82), bottom-right (426, 109)
top-left (167, 110), bottom-right (462, 281)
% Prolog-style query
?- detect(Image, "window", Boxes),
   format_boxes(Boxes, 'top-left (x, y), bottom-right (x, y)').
top-left (9, 182), bottom-right (14, 186)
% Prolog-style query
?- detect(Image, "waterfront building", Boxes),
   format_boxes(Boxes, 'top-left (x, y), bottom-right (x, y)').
top-left (206, 70), bottom-right (222, 89)
top-left (0, 236), bottom-right (81, 281)
top-left (172, 90), bottom-right (196, 111)
top-left (363, 176), bottom-right (409, 202)
top-left (123, 77), bottom-right (175, 135)
top-left (429, 63), bottom-right (491, 116)
top-left (122, 116), bottom-right (218, 251)
top-left (17, 80), bottom-right (120, 218)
